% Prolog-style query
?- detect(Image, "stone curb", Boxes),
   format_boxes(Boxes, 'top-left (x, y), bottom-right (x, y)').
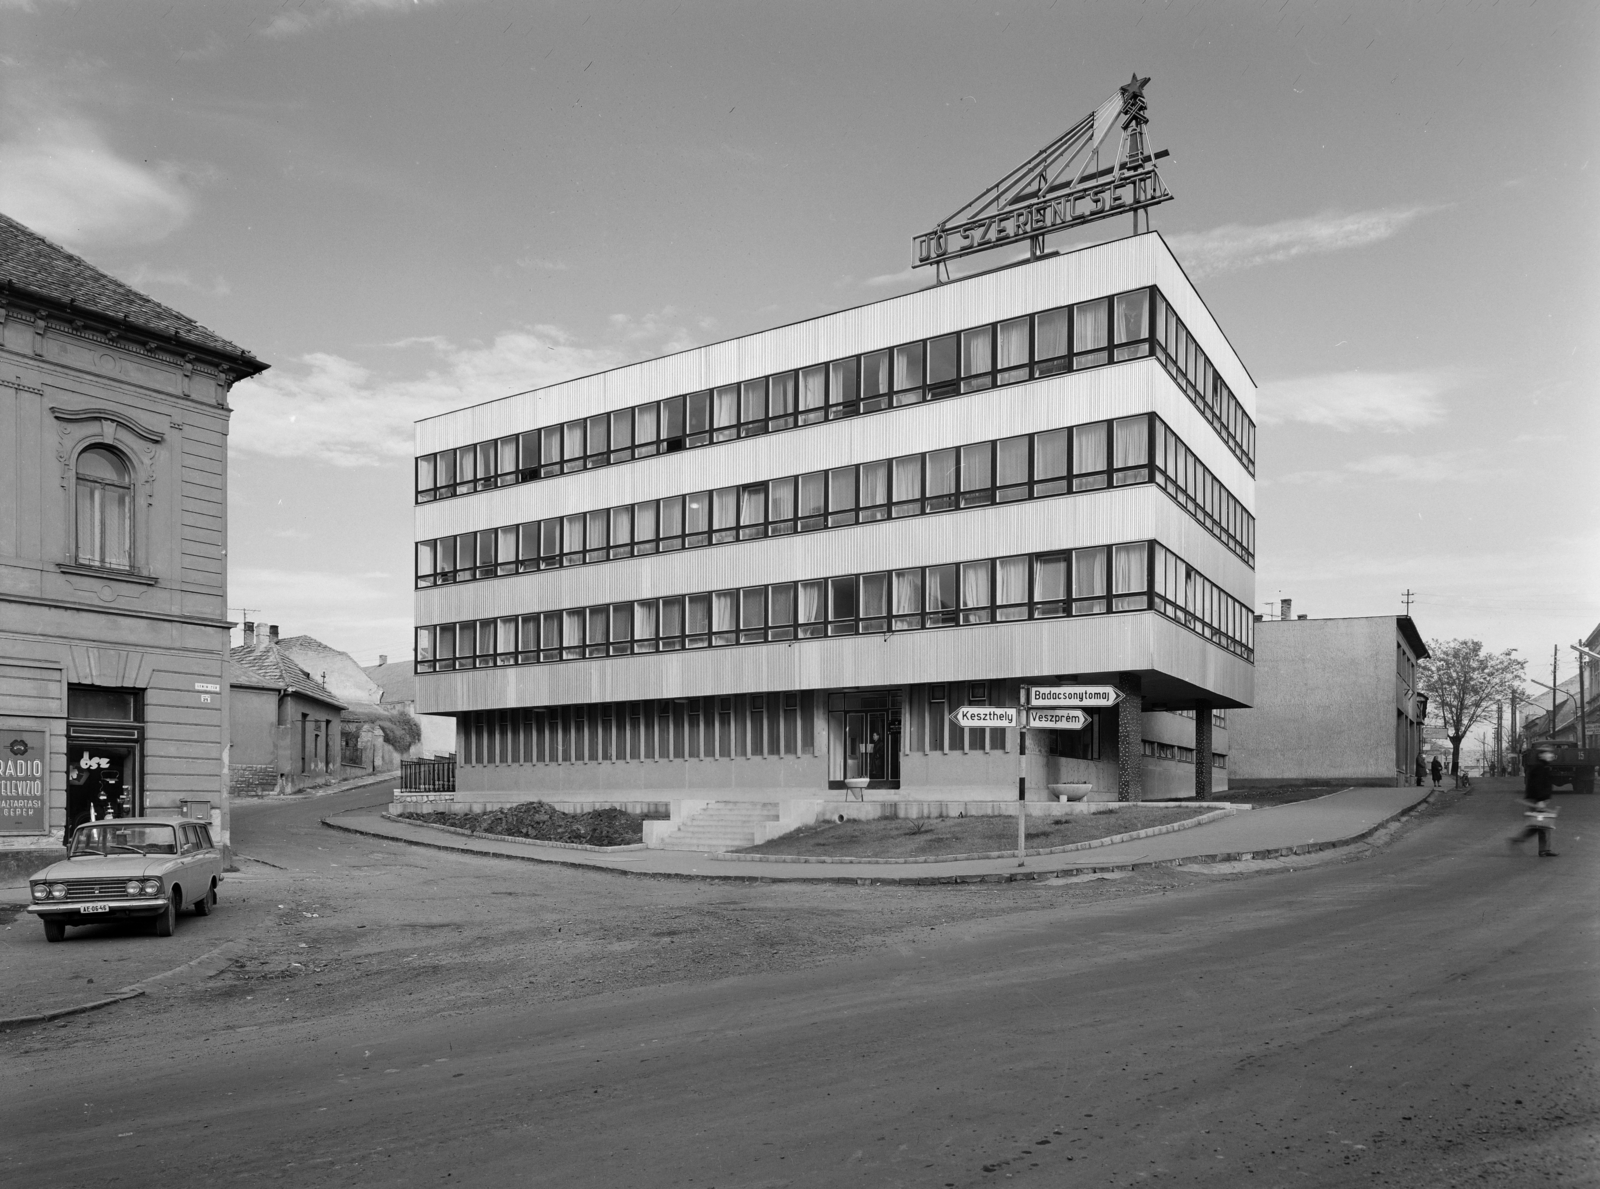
top-left (0, 938), bottom-right (244, 1030)
top-left (323, 788), bottom-right (1438, 887)
top-left (380, 813), bottom-right (650, 853)
top-left (712, 808), bottom-right (1236, 864)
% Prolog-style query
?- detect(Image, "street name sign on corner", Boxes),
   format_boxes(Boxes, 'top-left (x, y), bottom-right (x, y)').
top-left (1025, 708), bottom-right (1089, 731)
top-left (1026, 684), bottom-right (1125, 709)
top-left (948, 706), bottom-right (1022, 730)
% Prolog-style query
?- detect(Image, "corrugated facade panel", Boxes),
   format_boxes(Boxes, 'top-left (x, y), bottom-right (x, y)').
top-left (415, 234), bottom-right (1253, 454)
top-left (418, 488), bottom-right (1249, 623)
top-left (416, 612), bottom-right (1253, 714)
top-left (416, 360), bottom-right (1253, 540)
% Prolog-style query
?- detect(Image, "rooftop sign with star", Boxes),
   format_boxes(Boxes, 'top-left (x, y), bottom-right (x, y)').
top-left (912, 74), bottom-right (1172, 276)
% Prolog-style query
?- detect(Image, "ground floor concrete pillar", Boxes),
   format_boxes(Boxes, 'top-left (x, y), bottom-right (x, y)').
top-left (1194, 702), bottom-right (1214, 800)
top-left (1115, 672), bottom-right (1143, 802)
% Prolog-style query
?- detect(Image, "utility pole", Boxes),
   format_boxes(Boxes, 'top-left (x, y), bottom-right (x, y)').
top-left (1401, 589), bottom-right (1415, 615)
top-left (1579, 641), bottom-right (1589, 747)
top-left (1484, 700), bottom-right (1497, 777)
top-left (1509, 689), bottom-right (1520, 775)
top-left (1553, 646), bottom-right (1561, 739)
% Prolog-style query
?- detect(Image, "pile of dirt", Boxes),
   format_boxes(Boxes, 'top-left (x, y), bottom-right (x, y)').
top-left (402, 801), bottom-right (649, 847)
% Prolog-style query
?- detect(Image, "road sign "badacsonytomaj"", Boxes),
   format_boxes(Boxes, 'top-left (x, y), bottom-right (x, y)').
top-left (1025, 685), bottom-right (1125, 708)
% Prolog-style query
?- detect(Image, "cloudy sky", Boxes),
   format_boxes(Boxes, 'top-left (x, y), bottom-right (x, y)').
top-left (3, 0), bottom-right (1595, 700)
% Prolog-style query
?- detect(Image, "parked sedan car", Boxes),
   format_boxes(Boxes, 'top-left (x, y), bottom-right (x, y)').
top-left (27, 818), bottom-right (223, 942)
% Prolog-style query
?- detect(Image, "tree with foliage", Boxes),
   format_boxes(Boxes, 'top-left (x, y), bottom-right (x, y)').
top-left (1418, 639), bottom-right (1525, 776)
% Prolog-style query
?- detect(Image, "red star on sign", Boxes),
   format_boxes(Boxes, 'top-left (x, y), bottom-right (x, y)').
top-left (1120, 73), bottom-right (1151, 101)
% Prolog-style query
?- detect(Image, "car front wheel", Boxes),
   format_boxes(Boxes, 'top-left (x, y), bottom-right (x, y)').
top-left (193, 881), bottom-right (216, 916)
top-left (154, 890), bottom-right (178, 937)
top-left (43, 919), bottom-right (65, 943)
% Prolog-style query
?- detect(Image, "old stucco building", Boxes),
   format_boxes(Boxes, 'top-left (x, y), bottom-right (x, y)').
top-left (0, 213), bottom-right (267, 872)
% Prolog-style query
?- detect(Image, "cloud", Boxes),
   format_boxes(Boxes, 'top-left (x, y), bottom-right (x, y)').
top-left (264, 0), bottom-right (459, 38)
top-left (516, 257), bottom-right (569, 272)
top-left (1257, 369), bottom-right (1454, 432)
top-left (228, 566), bottom-right (415, 654)
top-left (0, 106), bottom-right (193, 248)
top-left (1165, 205), bottom-right (1444, 278)
top-left (1274, 449), bottom-right (1475, 487)
top-left (121, 264), bottom-right (231, 298)
top-left (230, 314), bottom-right (707, 467)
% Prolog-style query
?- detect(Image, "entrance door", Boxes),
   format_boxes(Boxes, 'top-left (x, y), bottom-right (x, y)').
top-left (66, 744), bottom-right (137, 838)
top-left (840, 708), bottom-right (902, 784)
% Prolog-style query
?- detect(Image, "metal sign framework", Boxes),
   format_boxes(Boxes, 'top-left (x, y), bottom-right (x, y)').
top-left (913, 74), bottom-right (1172, 278)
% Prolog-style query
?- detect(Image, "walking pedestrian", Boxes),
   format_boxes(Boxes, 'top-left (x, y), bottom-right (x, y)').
top-left (1414, 752), bottom-right (1426, 788)
top-left (1509, 794), bottom-right (1559, 857)
top-left (1430, 756), bottom-right (1443, 789)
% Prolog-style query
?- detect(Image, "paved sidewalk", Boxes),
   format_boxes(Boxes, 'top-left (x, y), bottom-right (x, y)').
top-left (324, 785), bottom-right (1436, 885)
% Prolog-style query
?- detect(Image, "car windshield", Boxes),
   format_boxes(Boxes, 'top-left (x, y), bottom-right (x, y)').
top-left (69, 824), bottom-right (178, 856)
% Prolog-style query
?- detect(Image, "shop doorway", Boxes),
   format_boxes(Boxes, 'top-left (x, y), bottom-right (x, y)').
top-left (66, 684), bottom-right (143, 842)
top-left (827, 689), bottom-right (902, 789)
top-left (65, 744), bottom-right (138, 837)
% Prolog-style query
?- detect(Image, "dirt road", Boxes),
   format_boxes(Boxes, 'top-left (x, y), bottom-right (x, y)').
top-left (2, 781), bottom-right (1593, 1186)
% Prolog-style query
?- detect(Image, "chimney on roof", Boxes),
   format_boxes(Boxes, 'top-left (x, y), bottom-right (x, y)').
top-left (268, 624), bottom-right (279, 645)
top-left (1280, 598), bottom-right (1293, 621)
top-left (378, 654), bottom-right (388, 667)
top-left (243, 621), bottom-right (255, 648)
top-left (1297, 614), bottom-right (1308, 620)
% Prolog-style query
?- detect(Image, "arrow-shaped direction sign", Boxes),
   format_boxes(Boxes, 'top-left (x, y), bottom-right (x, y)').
top-left (1025, 684), bottom-right (1124, 708)
top-left (1025, 708), bottom-right (1089, 731)
top-left (947, 705), bottom-right (1022, 730)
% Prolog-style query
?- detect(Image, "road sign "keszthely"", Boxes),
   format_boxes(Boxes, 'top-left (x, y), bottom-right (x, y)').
top-left (947, 706), bottom-right (1022, 729)
top-left (1025, 685), bottom-right (1124, 708)
top-left (1025, 709), bottom-right (1089, 731)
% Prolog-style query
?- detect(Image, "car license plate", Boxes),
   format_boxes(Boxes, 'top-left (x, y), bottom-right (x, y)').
top-left (80, 903), bottom-right (111, 914)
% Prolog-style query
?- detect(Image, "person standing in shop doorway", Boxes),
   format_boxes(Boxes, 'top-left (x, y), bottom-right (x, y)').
top-left (1430, 756), bottom-right (1444, 789)
top-left (1415, 752), bottom-right (1426, 788)
top-left (1510, 794), bottom-right (1559, 858)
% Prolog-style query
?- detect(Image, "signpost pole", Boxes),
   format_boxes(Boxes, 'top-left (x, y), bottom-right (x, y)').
top-left (1017, 714), bottom-right (1027, 867)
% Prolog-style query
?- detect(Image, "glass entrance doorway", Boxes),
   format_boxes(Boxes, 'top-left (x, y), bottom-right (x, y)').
top-left (66, 684), bottom-right (143, 842)
top-left (827, 689), bottom-right (902, 788)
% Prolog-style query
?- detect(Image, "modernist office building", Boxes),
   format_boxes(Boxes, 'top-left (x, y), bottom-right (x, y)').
top-left (413, 232), bottom-right (1255, 803)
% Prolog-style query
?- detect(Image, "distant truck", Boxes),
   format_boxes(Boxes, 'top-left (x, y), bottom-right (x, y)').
top-left (1522, 741), bottom-right (1597, 796)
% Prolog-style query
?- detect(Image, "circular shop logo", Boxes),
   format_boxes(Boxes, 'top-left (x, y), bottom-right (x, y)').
top-left (7, 738), bottom-right (31, 757)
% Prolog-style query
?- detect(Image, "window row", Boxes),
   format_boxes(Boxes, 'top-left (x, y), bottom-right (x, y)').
top-left (414, 540), bottom-right (1254, 674)
top-left (413, 415), bottom-right (1255, 591)
top-left (1151, 290), bottom-right (1254, 469)
top-left (414, 285), bottom-right (1257, 503)
top-left (457, 692), bottom-right (818, 766)
top-left (1142, 739), bottom-right (1228, 768)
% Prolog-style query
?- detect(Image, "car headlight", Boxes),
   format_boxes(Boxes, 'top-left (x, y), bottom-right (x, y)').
top-left (125, 880), bottom-right (142, 895)
top-left (49, 883), bottom-right (67, 900)
top-left (141, 879), bottom-right (162, 896)
top-left (31, 884), bottom-right (48, 901)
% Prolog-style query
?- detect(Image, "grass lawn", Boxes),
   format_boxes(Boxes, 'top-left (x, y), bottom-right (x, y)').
top-left (738, 804), bottom-right (1215, 860)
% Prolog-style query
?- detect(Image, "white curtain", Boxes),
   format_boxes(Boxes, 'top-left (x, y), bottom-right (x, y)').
top-left (1073, 547), bottom-right (1107, 598)
top-left (798, 580), bottom-right (824, 624)
top-left (1035, 308), bottom-right (1070, 360)
top-left (997, 317), bottom-right (1029, 368)
top-left (1113, 543), bottom-right (1147, 594)
top-left (995, 555), bottom-right (1028, 606)
top-left (1073, 423), bottom-right (1107, 474)
top-left (1074, 299), bottom-right (1107, 351)
top-left (1113, 417), bottom-right (1148, 468)
top-left (892, 569), bottom-right (922, 615)
top-left (960, 561), bottom-right (991, 609)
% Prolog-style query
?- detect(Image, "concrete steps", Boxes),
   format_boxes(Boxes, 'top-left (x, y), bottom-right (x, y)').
top-left (660, 802), bottom-right (782, 852)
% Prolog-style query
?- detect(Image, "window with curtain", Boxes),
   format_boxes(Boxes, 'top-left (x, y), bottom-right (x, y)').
top-left (740, 378), bottom-right (767, 426)
top-left (829, 357), bottom-right (858, 411)
top-left (960, 442), bottom-right (992, 506)
top-left (769, 372), bottom-right (796, 422)
top-left (739, 484), bottom-right (766, 538)
top-left (1113, 542), bottom-right (1149, 610)
top-left (960, 561), bottom-right (991, 623)
top-left (1035, 307), bottom-right (1070, 368)
top-left (713, 386), bottom-right (739, 438)
top-left (960, 326), bottom-right (993, 391)
top-left (1113, 416), bottom-right (1150, 485)
top-left (768, 476), bottom-right (795, 527)
top-left (1073, 547), bottom-right (1108, 614)
top-left (859, 460), bottom-right (889, 520)
top-left (892, 455), bottom-right (922, 515)
top-left (740, 587), bottom-right (766, 642)
top-left (712, 590), bottom-right (737, 645)
top-left (828, 575), bottom-right (857, 634)
top-left (770, 583), bottom-right (797, 638)
top-left (925, 448), bottom-right (958, 510)
top-left (926, 564), bottom-right (959, 625)
top-left (1035, 429), bottom-right (1070, 495)
top-left (995, 436), bottom-right (1029, 500)
top-left (861, 350), bottom-right (891, 403)
top-left (799, 365), bottom-right (826, 420)
top-left (860, 572), bottom-right (888, 630)
top-left (685, 593), bottom-right (710, 645)
top-left (893, 343), bottom-right (923, 393)
top-left (827, 467), bottom-right (857, 526)
top-left (892, 569), bottom-right (922, 629)
top-left (1073, 423), bottom-right (1108, 490)
top-left (1035, 554), bottom-right (1068, 616)
top-left (76, 448), bottom-right (132, 569)
top-left (997, 317), bottom-right (1029, 380)
top-left (1074, 299), bottom-right (1108, 354)
top-left (798, 580), bottom-right (825, 637)
top-left (995, 555), bottom-right (1029, 620)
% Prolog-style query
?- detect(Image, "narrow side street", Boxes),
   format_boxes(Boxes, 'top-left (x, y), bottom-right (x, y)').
top-left (2, 781), bottom-right (1594, 1187)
